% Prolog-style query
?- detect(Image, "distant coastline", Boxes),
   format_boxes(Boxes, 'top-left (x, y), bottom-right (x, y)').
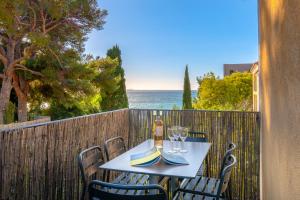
top-left (127, 89), bottom-right (197, 92)
top-left (127, 90), bottom-right (197, 109)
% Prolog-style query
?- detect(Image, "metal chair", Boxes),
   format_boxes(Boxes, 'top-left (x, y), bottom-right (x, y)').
top-left (88, 180), bottom-right (168, 200)
top-left (174, 155), bottom-right (237, 200)
top-left (104, 136), bottom-right (127, 162)
top-left (104, 136), bottom-right (150, 184)
top-left (78, 145), bottom-right (157, 200)
top-left (219, 143), bottom-right (236, 178)
top-left (104, 137), bottom-right (169, 192)
top-left (186, 131), bottom-right (210, 176)
top-left (219, 143), bottom-right (236, 199)
top-left (186, 131), bottom-right (208, 143)
top-left (78, 146), bottom-right (106, 200)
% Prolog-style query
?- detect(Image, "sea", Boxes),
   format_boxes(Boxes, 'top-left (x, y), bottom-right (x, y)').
top-left (127, 90), bottom-right (197, 109)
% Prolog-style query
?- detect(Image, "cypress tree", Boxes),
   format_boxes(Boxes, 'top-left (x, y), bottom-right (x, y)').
top-left (105, 45), bottom-right (129, 110)
top-left (182, 65), bottom-right (193, 109)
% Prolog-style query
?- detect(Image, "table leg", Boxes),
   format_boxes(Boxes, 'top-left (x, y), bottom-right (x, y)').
top-left (170, 177), bottom-right (178, 198)
top-left (149, 175), bottom-right (160, 184)
top-left (149, 175), bottom-right (160, 194)
top-left (150, 175), bottom-right (178, 199)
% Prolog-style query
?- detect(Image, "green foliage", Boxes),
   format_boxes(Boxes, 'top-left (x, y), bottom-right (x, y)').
top-left (88, 57), bottom-right (122, 111)
top-left (104, 45), bottom-right (129, 110)
top-left (27, 51), bottom-right (100, 120)
top-left (172, 104), bottom-right (180, 110)
top-left (45, 94), bottom-right (101, 120)
top-left (0, 0), bottom-right (107, 68)
top-left (107, 45), bottom-right (122, 66)
top-left (4, 102), bottom-right (16, 124)
top-left (26, 50), bottom-right (126, 120)
top-left (193, 72), bottom-right (253, 111)
top-left (0, 0), bottom-right (107, 122)
top-left (182, 65), bottom-right (192, 109)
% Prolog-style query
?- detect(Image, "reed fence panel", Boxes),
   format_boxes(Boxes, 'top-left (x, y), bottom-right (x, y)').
top-left (0, 109), bottom-right (129, 200)
top-left (0, 108), bottom-right (260, 200)
top-left (129, 109), bottom-right (260, 200)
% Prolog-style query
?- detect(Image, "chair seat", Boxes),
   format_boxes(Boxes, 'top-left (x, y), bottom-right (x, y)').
top-left (111, 173), bottom-right (150, 194)
top-left (173, 191), bottom-right (223, 200)
top-left (177, 176), bottom-right (220, 199)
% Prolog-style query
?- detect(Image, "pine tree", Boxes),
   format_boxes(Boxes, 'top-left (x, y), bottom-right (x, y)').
top-left (27, 51), bottom-right (101, 120)
top-left (91, 57), bottom-right (121, 111)
top-left (0, 0), bottom-right (107, 123)
top-left (182, 65), bottom-right (193, 109)
top-left (105, 45), bottom-right (129, 110)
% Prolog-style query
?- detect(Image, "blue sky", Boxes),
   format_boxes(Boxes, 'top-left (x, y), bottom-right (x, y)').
top-left (85, 0), bottom-right (258, 90)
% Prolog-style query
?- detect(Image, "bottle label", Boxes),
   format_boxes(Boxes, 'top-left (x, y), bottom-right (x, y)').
top-left (155, 126), bottom-right (163, 136)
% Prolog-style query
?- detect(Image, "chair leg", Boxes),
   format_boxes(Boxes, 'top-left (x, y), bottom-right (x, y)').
top-left (227, 180), bottom-right (233, 200)
top-left (106, 170), bottom-right (110, 182)
top-left (80, 184), bottom-right (86, 200)
top-left (205, 156), bottom-right (210, 177)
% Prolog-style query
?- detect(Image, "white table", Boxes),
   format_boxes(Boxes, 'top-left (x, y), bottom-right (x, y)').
top-left (100, 139), bottom-right (211, 197)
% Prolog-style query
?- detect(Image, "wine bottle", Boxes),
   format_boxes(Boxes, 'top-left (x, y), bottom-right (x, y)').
top-left (153, 111), bottom-right (163, 149)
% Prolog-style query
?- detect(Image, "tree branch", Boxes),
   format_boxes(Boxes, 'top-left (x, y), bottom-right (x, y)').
top-left (40, 9), bottom-right (46, 33)
top-left (28, 5), bottom-right (37, 31)
top-left (12, 72), bottom-right (24, 98)
top-left (15, 64), bottom-right (44, 77)
top-left (11, 57), bottom-right (25, 67)
top-left (0, 51), bottom-right (7, 66)
top-left (14, 15), bottom-right (31, 27)
top-left (45, 20), bottom-right (65, 33)
top-left (47, 48), bottom-right (63, 68)
top-left (0, 46), bottom-right (6, 56)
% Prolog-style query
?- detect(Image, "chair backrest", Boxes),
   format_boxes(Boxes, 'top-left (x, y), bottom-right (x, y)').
top-left (88, 180), bottom-right (168, 200)
top-left (219, 143), bottom-right (236, 178)
top-left (104, 136), bottom-right (127, 161)
top-left (216, 155), bottom-right (237, 198)
top-left (186, 131), bottom-right (208, 142)
top-left (78, 146), bottom-right (105, 200)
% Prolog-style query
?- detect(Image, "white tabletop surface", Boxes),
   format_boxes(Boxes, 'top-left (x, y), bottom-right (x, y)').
top-left (100, 139), bottom-right (211, 178)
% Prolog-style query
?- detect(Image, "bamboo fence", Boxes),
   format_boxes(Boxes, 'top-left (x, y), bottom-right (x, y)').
top-left (0, 108), bottom-right (260, 200)
top-left (0, 109), bottom-right (129, 200)
top-left (129, 109), bottom-right (260, 200)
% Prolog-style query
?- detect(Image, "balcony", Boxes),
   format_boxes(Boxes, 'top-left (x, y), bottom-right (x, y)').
top-left (0, 108), bottom-right (260, 200)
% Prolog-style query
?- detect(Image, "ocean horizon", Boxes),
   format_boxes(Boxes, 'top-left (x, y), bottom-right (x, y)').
top-left (127, 90), bottom-right (197, 109)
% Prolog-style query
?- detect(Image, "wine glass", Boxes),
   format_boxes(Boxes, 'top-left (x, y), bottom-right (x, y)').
top-left (172, 126), bottom-right (181, 152)
top-left (167, 128), bottom-right (176, 153)
top-left (179, 127), bottom-right (189, 153)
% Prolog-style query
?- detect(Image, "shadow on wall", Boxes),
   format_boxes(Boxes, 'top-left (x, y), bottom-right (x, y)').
top-left (259, 0), bottom-right (300, 199)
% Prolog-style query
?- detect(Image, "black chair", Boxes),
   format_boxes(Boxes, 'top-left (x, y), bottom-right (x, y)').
top-left (186, 131), bottom-right (210, 176)
top-left (78, 144), bottom-right (154, 200)
top-left (186, 131), bottom-right (208, 143)
top-left (78, 146), bottom-right (106, 200)
top-left (88, 180), bottom-right (168, 200)
top-left (174, 155), bottom-right (237, 200)
top-left (104, 137), bottom-right (169, 191)
top-left (219, 143), bottom-right (236, 178)
top-left (104, 136), bottom-right (127, 162)
top-left (219, 143), bottom-right (236, 199)
top-left (104, 136), bottom-right (152, 183)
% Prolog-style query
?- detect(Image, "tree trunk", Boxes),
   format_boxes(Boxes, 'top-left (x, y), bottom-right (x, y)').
top-left (0, 77), bottom-right (13, 124)
top-left (18, 95), bottom-right (27, 122)
top-left (13, 75), bottom-right (29, 122)
top-left (0, 38), bottom-right (18, 124)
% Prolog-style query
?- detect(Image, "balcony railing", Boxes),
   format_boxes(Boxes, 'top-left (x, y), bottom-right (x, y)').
top-left (0, 108), bottom-right (260, 200)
